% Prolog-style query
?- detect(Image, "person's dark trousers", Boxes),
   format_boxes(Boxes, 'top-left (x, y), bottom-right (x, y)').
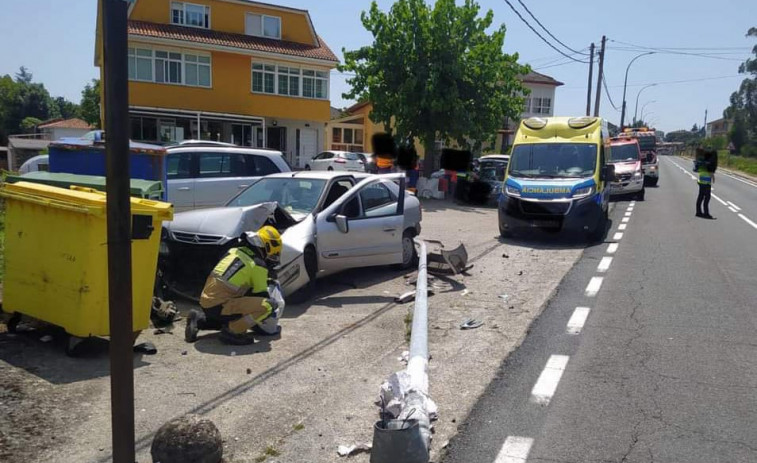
top-left (696, 184), bottom-right (711, 216)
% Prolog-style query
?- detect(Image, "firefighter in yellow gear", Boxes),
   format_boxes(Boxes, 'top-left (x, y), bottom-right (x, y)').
top-left (185, 226), bottom-right (283, 345)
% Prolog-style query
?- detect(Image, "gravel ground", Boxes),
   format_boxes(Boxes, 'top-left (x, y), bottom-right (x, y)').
top-left (0, 199), bottom-right (587, 463)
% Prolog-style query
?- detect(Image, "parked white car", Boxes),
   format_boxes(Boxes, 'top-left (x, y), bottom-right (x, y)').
top-left (165, 141), bottom-right (291, 211)
top-left (305, 150), bottom-right (365, 172)
top-left (19, 154), bottom-right (50, 174)
top-left (160, 172), bottom-right (422, 297)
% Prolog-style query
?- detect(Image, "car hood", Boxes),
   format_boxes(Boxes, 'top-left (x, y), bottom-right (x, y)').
top-left (165, 202), bottom-right (280, 239)
top-left (610, 161), bottom-right (640, 174)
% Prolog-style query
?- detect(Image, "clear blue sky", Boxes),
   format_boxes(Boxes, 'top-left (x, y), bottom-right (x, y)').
top-left (1, 0), bottom-right (754, 133)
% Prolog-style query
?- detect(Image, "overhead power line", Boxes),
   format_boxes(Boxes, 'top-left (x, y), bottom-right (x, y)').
top-left (515, 0), bottom-right (588, 56)
top-left (562, 74), bottom-right (743, 90)
top-left (608, 39), bottom-right (748, 62)
top-left (502, 0), bottom-right (588, 64)
top-left (602, 74), bottom-right (621, 112)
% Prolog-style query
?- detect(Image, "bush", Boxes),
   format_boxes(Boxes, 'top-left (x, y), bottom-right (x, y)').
top-left (740, 144), bottom-right (757, 157)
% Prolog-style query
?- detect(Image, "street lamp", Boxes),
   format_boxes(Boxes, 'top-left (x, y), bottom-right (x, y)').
top-left (637, 100), bottom-right (657, 125)
top-left (620, 52), bottom-right (655, 129)
top-left (634, 85), bottom-right (657, 124)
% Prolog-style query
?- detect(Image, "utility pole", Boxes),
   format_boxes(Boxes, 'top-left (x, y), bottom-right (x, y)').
top-left (593, 36), bottom-right (606, 117)
top-left (586, 43), bottom-right (595, 116)
top-left (703, 109), bottom-right (708, 135)
top-left (102, 0), bottom-right (135, 461)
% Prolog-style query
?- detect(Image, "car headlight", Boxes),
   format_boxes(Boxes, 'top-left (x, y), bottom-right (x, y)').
top-left (505, 185), bottom-right (521, 197)
top-left (573, 186), bottom-right (595, 198)
top-left (634, 171), bottom-right (643, 178)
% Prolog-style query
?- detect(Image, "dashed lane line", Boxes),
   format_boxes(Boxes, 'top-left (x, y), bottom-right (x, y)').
top-left (597, 256), bottom-right (613, 273)
top-left (494, 436), bottom-right (534, 463)
top-left (566, 307), bottom-right (591, 335)
top-left (530, 355), bottom-right (570, 406)
top-left (586, 277), bottom-right (604, 297)
top-left (613, 232), bottom-right (624, 240)
top-left (711, 193), bottom-right (729, 206)
top-left (618, 224), bottom-right (627, 231)
top-left (622, 217), bottom-right (630, 223)
top-left (727, 201), bottom-right (742, 211)
top-left (607, 243), bottom-right (619, 254)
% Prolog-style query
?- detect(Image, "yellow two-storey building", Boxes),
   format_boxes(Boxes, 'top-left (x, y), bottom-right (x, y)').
top-left (96, 0), bottom-right (339, 167)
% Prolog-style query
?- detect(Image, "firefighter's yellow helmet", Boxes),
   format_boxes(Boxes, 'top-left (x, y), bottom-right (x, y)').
top-left (243, 226), bottom-right (283, 263)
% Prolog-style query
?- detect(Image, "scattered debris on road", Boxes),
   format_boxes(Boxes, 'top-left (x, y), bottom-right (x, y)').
top-left (134, 342), bottom-right (157, 355)
top-left (337, 442), bottom-right (372, 457)
top-left (151, 414), bottom-right (223, 463)
top-left (459, 319), bottom-right (484, 330)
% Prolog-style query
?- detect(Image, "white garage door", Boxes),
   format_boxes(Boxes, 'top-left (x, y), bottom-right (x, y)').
top-left (300, 128), bottom-right (317, 169)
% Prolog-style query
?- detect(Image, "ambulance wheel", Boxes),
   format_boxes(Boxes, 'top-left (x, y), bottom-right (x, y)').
top-left (589, 209), bottom-right (608, 242)
top-left (7, 312), bottom-right (21, 333)
top-left (650, 178), bottom-right (658, 187)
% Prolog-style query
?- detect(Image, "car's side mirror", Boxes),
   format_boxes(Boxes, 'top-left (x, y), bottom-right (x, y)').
top-left (335, 214), bottom-right (349, 233)
top-left (604, 164), bottom-right (616, 182)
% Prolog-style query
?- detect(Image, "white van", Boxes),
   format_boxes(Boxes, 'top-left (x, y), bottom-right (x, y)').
top-left (166, 141), bottom-right (292, 211)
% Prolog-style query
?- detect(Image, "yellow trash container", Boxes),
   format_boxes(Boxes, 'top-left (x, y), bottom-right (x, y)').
top-left (0, 181), bottom-right (173, 338)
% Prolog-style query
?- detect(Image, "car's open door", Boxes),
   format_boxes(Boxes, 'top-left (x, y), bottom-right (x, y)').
top-left (315, 174), bottom-right (407, 274)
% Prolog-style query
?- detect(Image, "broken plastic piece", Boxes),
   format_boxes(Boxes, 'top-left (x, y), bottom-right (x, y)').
top-left (133, 342), bottom-right (157, 355)
top-left (460, 319), bottom-right (484, 330)
top-left (337, 442), bottom-right (372, 457)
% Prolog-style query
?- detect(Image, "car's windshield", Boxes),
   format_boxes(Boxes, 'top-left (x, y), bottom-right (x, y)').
top-left (227, 178), bottom-right (327, 216)
top-left (479, 160), bottom-right (508, 182)
top-left (509, 143), bottom-right (597, 179)
top-left (610, 144), bottom-right (639, 162)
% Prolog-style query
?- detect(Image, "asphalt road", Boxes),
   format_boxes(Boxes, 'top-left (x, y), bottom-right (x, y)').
top-left (443, 156), bottom-right (757, 463)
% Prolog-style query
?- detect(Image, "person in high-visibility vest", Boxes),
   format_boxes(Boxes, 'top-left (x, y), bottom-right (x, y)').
top-left (695, 147), bottom-right (717, 219)
top-left (185, 226), bottom-right (283, 345)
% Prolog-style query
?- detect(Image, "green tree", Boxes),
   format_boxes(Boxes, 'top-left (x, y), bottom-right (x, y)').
top-left (724, 27), bottom-right (757, 148)
top-left (0, 68), bottom-right (53, 143)
top-left (20, 116), bottom-right (42, 133)
top-left (730, 112), bottom-right (749, 154)
top-left (80, 79), bottom-right (101, 128)
top-left (340, 0), bottom-right (529, 175)
top-left (51, 96), bottom-right (81, 120)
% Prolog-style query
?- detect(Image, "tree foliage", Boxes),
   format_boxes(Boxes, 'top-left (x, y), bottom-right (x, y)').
top-left (724, 27), bottom-right (757, 153)
top-left (80, 79), bottom-right (101, 128)
top-left (340, 0), bottom-right (529, 173)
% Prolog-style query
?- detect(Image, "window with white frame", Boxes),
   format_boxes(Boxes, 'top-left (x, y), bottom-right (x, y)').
top-left (252, 63), bottom-right (276, 94)
top-left (128, 47), bottom-right (153, 81)
top-left (185, 54), bottom-right (211, 87)
top-left (127, 47), bottom-right (211, 88)
top-left (251, 62), bottom-right (329, 100)
top-left (302, 70), bottom-right (328, 99)
top-left (245, 13), bottom-right (281, 39)
top-left (171, 2), bottom-right (210, 28)
top-left (155, 51), bottom-right (183, 84)
top-left (523, 97), bottom-right (531, 114)
top-left (277, 66), bottom-right (300, 97)
top-left (533, 97), bottom-right (552, 115)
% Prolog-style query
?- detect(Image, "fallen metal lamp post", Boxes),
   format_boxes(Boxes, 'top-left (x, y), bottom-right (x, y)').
top-left (371, 239), bottom-right (434, 463)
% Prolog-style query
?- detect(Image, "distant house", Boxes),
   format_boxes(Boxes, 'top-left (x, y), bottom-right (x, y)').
top-left (495, 71), bottom-right (564, 151)
top-left (38, 118), bottom-right (94, 140)
top-left (325, 70), bottom-right (563, 157)
top-left (706, 118), bottom-right (731, 139)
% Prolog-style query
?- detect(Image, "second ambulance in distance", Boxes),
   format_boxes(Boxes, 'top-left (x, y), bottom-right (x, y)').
top-left (498, 116), bottom-right (614, 241)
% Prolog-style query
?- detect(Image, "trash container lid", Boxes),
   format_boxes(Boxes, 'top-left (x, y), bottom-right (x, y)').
top-left (0, 181), bottom-right (173, 220)
top-left (6, 171), bottom-right (164, 198)
top-left (49, 138), bottom-right (167, 157)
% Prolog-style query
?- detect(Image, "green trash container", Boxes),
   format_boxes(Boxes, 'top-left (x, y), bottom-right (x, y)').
top-left (5, 171), bottom-right (164, 201)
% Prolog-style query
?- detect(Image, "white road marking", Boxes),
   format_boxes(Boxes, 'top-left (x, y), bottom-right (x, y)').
top-left (622, 217), bottom-right (630, 223)
top-left (729, 207), bottom-right (738, 213)
top-left (607, 243), bottom-right (619, 254)
top-left (727, 201), bottom-right (742, 211)
top-left (566, 307), bottom-right (591, 335)
top-left (585, 276), bottom-right (604, 297)
top-left (722, 172), bottom-right (757, 189)
top-left (618, 224), bottom-right (627, 230)
top-left (597, 256), bottom-right (613, 273)
top-left (624, 212), bottom-right (632, 217)
top-left (630, 201), bottom-right (636, 206)
top-left (613, 232), bottom-right (624, 240)
top-left (495, 436), bottom-right (534, 463)
top-left (530, 355), bottom-right (570, 406)
top-left (738, 214), bottom-right (757, 230)
top-left (711, 194), bottom-right (728, 206)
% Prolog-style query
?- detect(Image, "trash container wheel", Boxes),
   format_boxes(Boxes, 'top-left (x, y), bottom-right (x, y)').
top-left (65, 335), bottom-right (87, 357)
top-left (7, 312), bottom-right (22, 333)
